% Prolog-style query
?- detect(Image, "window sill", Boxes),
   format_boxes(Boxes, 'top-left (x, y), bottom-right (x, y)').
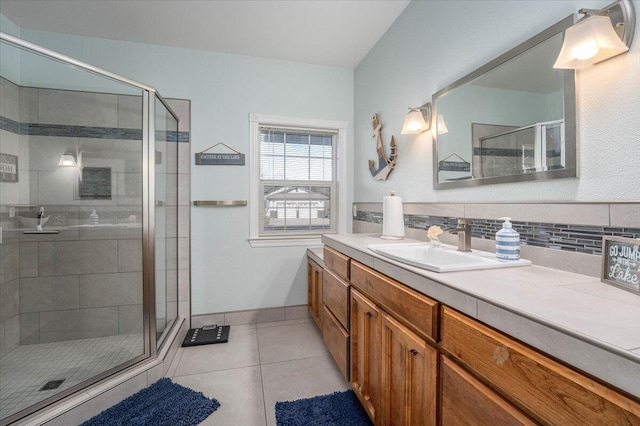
top-left (248, 236), bottom-right (325, 248)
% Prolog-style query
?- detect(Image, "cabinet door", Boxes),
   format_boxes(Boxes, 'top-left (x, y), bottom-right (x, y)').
top-left (350, 288), bottom-right (381, 423)
top-left (380, 313), bottom-right (437, 426)
top-left (441, 355), bottom-right (538, 426)
top-left (307, 258), bottom-right (323, 329)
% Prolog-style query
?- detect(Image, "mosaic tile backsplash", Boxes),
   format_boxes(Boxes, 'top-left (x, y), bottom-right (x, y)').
top-left (355, 211), bottom-right (640, 255)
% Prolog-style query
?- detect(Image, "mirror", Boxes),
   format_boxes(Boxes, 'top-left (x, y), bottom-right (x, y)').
top-left (433, 15), bottom-right (576, 189)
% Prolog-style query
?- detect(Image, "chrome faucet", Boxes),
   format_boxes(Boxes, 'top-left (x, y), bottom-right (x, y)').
top-left (445, 218), bottom-right (472, 252)
top-left (37, 207), bottom-right (44, 231)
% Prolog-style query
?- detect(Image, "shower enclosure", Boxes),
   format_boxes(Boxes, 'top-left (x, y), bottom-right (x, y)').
top-left (0, 33), bottom-right (180, 424)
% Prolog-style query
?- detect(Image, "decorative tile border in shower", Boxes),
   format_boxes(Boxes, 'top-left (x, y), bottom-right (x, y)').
top-left (0, 115), bottom-right (190, 142)
top-left (354, 211), bottom-right (640, 255)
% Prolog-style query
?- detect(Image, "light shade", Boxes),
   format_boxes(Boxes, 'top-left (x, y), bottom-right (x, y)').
top-left (58, 153), bottom-right (77, 167)
top-left (401, 103), bottom-right (431, 135)
top-left (554, 14), bottom-right (630, 69)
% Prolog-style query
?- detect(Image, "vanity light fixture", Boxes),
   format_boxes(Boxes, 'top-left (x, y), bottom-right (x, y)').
top-left (437, 114), bottom-right (449, 135)
top-left (554, 0), bottom-right (635, 69)
top-left (401, 103), bottom-right (431, 134)
top-left (58, 153), bottom-right (77, 167)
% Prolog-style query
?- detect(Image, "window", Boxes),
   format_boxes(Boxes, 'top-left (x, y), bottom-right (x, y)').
top-left (249, 114), bottom-right (347, 247)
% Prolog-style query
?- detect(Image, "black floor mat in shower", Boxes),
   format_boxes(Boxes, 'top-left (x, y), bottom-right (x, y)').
top-left (181, 325), bottom-right (230, 347)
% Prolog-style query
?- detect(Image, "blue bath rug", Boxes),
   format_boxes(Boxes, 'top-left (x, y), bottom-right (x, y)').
top-left (81, 378), bottom-right (220, 426)
top-left (275, 390), bottom-right (372, 426)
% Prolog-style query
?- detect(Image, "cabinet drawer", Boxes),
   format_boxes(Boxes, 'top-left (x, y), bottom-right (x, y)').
top-left (323, 246), bottom-right (350, 280)
top-left (441, 355), bottom-right (537, 426)
top-left (441, 306), bottom-right (640, 425)
top-left (322, 305), bottom-right (349, 381)
top-left (351, 261), bottom-right (438, 343)
top-left (323, 269), bottom-right (349, 330)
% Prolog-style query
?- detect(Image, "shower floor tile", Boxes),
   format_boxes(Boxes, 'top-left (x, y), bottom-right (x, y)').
top-left (0, 334), bottom-right (143, 420)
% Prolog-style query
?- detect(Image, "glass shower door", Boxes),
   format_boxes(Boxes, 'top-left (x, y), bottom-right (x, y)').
top-left (0, 35), bottom-right (150, 423)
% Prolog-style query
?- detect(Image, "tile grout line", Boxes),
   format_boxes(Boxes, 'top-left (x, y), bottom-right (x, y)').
top-left (255, 325), bottom-right (270, 426)
top-left (258, 353), bottom-right (330, 367)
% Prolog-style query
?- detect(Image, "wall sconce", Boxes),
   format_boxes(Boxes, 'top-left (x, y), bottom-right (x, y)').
top-left (437, 114), bottom-right (449, 135)
top-left (401, 103), bottom-right (432, 134)
top-left (58, 153), bottom-right (77, 167)
top-left (554, 0), bottom-right (635, 69)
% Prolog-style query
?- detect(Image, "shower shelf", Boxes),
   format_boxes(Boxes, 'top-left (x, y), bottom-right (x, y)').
top-left (193, 200), bottom-right (247, 206)
top-left (23, 230), bottom-right (59, 234)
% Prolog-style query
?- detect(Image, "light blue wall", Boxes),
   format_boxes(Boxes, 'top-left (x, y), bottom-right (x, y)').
top-left (0, 12), bottom-right (20, 36)
top-left (0, 13), bottom-right (21, 84)
top-left (8, 27), bottom-right (354, 315)
top-left (354, 0), bottom-right (640, 202)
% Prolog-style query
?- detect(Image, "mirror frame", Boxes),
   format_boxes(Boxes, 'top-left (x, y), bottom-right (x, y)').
top-left (432, 14), bottom-right (577, 189)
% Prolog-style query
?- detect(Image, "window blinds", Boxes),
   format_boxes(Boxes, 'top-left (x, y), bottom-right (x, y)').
top-left (258, 126), bottom-right (337, 236)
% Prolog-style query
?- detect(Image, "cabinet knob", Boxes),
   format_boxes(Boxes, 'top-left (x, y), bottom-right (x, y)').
top-left (409, 349), bottom-right (419, 356)
top-left (366, 311), bottom-right (373, 318)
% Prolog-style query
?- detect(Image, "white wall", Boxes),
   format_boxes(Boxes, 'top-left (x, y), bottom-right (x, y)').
top-left (354, 0), bottom-right (640, 202)
top-left (7, 26), bottom-right (354, 315)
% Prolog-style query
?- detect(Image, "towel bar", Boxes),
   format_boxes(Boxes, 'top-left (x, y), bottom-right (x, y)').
top-left (192, 200), bottom-right (247, 206)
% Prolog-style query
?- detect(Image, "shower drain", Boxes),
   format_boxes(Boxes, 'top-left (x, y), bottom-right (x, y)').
top-left (40, 379), bottom-right (65, 391)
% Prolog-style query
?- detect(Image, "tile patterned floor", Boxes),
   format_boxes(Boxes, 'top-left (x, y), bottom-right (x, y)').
top-left (0, 334), bottom-right (143, 420)
top-left (1, 318), bottom-right (348, 425)
top-left (168, 318), bottom-right (350, 425)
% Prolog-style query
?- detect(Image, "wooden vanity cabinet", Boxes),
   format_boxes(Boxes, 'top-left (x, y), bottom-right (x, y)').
top-left (307, 258), bottom-right (323, 329)
top-left (351, 260), bottom-right (438, 343)
top-left (350, 288), bottom-right (381, 422)
top-left (323, 269), bottom-right (349, 329)
top-left (320, 245), bottom-right (640, 426)
top-left (350, 261), bottom-right (439, 426)
top-left (323, 246), bottom-right (350, 280)
top-left (380, 313), bottom-right (437, 426)
top-left (440, 355), bottom-right (537, 426)
top-left (309, 248), bottom-right (351, 381)
top-left (322, 268), bottom-right (350, 380)
top-left (322, 305), bottom-right (350, 379)
top-left (441, 306), bottom-right (640, 425)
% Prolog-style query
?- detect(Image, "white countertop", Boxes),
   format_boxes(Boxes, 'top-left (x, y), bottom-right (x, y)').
top-left (321, 233), bottom-right (640, 399)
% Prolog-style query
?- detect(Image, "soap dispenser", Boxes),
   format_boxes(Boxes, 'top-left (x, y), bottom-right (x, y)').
top-left (89, 210), bottom-right (99, 225)
top-left (496, 217), bottom-right (520, 261)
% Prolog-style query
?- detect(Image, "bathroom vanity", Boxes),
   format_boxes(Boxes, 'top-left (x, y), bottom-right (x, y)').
top-left (308, 234), bottom-right (640, 425)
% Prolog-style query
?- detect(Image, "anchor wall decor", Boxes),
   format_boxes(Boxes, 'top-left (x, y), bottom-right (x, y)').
top-left (368, 113), bottom-right (397, 181)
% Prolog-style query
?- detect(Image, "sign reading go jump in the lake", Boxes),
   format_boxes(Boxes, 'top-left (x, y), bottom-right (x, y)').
top-left (601, 236), bottom-right (640, 295)
top-left (196, 142), bottom-right (245, 166)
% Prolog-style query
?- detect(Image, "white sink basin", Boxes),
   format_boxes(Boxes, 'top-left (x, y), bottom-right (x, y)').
top-left (368, 243), bottom-right (531, 272)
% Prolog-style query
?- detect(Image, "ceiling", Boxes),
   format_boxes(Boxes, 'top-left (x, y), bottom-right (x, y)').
top-left (0, 0), bottom-right (411, 69)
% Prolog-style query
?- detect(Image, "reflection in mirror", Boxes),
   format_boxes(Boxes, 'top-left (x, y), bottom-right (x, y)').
top-left (433, 15), bottom-right (576, 188)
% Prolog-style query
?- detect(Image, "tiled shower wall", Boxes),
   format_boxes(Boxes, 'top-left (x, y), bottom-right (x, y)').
top-left (0, 76), bottom-right (191, 351)
top-left (353, 202), bottom-right (640, 277)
